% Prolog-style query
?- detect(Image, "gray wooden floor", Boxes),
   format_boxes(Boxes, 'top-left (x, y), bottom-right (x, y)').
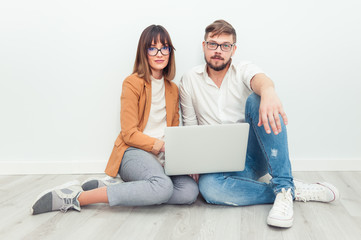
top-left (0, 172), bottom-right (360, 240)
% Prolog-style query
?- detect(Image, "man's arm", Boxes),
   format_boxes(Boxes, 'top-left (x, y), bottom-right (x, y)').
top-left (250, 73), bottom-right (288, 135)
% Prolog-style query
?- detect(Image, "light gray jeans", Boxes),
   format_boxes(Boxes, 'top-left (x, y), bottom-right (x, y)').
top-left (107, 147), bottom-right (199, 206)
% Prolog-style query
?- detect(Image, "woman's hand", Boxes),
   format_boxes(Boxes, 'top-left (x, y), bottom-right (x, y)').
top-left (160, 144), bottom-right (165, 152)
top-left (189, 174), bottom-right (199, 183)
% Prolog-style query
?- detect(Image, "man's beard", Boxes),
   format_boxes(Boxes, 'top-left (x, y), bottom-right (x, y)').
top-left (205, 55), bottom-right (232, 71)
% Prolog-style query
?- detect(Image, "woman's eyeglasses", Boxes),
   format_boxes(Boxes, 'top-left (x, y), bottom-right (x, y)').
top-left (147, 46), bottom-right (171, 56)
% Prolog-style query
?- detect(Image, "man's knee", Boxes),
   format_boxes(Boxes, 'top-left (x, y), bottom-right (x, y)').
top-left (198, 174), bottom-right (224, 204)
top-left (246, 93), bottom-right (261, 112)
top-left (199, 174), bottom-right (256, 206)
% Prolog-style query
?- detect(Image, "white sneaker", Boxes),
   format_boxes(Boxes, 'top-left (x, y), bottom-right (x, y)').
top-left (294, 179), bottom-right (340, 203)
top-left (81, 174), bottom-right (123, 191)
top-left (267, 188), bottom-right (294, 228)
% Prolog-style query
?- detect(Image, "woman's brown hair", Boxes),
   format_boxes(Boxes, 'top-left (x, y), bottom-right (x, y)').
top-left (133, 25), bottom-right (176, 82)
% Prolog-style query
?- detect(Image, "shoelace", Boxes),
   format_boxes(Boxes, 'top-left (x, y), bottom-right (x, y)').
top-left (272, 189), bottom-right (292, 214)
top-left (295, 184), bottom-right (325, 202)
top-left (60, 198), bottom-right (73, 213)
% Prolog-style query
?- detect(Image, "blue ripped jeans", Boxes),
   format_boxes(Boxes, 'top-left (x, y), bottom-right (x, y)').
top-left (198, 93), bottom-right (294, 206)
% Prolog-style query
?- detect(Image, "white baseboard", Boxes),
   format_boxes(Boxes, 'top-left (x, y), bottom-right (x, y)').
top-left (291, 159), bottom-right (361, 171)
top-left (0, 161), bottom-right (107, 175)
top-left (0, 159), bottom-right (360, 175)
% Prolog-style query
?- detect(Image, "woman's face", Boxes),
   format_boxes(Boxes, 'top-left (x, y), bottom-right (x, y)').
top-left (147, 38), bottom-right (170, 79)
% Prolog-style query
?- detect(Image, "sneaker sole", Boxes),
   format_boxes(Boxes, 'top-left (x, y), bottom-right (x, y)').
top-left (267, 216), bottom-right (294, 228)
top-left (30, 180), bottom-right (80, 215)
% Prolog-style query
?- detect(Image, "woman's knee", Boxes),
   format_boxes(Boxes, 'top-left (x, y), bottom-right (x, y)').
top-left (149, 175), bottom-right (174, 204)
top-left (168, 176), bottom-right (199, 204)
top-left (180, 177), bottom-right (199, 204)
top-left (120, 148), bottom-right (166, 182)
top-left (188, 180), bottom-right (200, 204)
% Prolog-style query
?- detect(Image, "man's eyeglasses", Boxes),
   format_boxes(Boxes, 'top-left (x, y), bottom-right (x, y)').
top-left (147, 46), bottom-right (171, 56)
top-left (205, 41), bottom-right (235, 52)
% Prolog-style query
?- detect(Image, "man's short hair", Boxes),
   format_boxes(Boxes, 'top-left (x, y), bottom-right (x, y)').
top-left (204, 20), bottom-right (236, 43)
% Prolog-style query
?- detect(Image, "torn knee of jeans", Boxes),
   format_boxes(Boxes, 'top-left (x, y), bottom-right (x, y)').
top-left (271, 148), bottom-right (278, 157)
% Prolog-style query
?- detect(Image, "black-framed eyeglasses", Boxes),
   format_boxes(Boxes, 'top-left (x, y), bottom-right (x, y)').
top-left (205, 41), bottom-right (235, 52)
top-left (147, 46), bottom-right (171, 56)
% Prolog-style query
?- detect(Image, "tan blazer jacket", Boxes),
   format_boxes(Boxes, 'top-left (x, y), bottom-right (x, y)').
top-left (105, 73), bottom-right (180, 177)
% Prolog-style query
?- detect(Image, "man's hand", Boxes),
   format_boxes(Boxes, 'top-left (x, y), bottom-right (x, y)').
top-left (258, 88), bottom-right (288, 135)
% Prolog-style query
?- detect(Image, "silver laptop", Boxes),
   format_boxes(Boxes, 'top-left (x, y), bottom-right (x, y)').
top-left (164, 123), bottom-right (249, 175)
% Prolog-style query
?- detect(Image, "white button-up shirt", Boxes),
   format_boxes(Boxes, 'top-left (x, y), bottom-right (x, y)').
top-left (179, 61), bottom-right (263, 126)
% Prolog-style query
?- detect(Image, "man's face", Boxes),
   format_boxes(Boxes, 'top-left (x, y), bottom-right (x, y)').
top-left (203, 33), bottom-right (236, 71)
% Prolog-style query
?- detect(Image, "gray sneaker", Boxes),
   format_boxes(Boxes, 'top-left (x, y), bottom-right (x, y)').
top-left (31, 180), bottom-right (83, 215)
top-left (81, 175), bottom-right (123, 191)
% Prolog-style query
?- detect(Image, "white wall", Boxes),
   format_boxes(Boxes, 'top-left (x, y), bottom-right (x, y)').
top-left (1, 0), bottom-right (360, 174)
